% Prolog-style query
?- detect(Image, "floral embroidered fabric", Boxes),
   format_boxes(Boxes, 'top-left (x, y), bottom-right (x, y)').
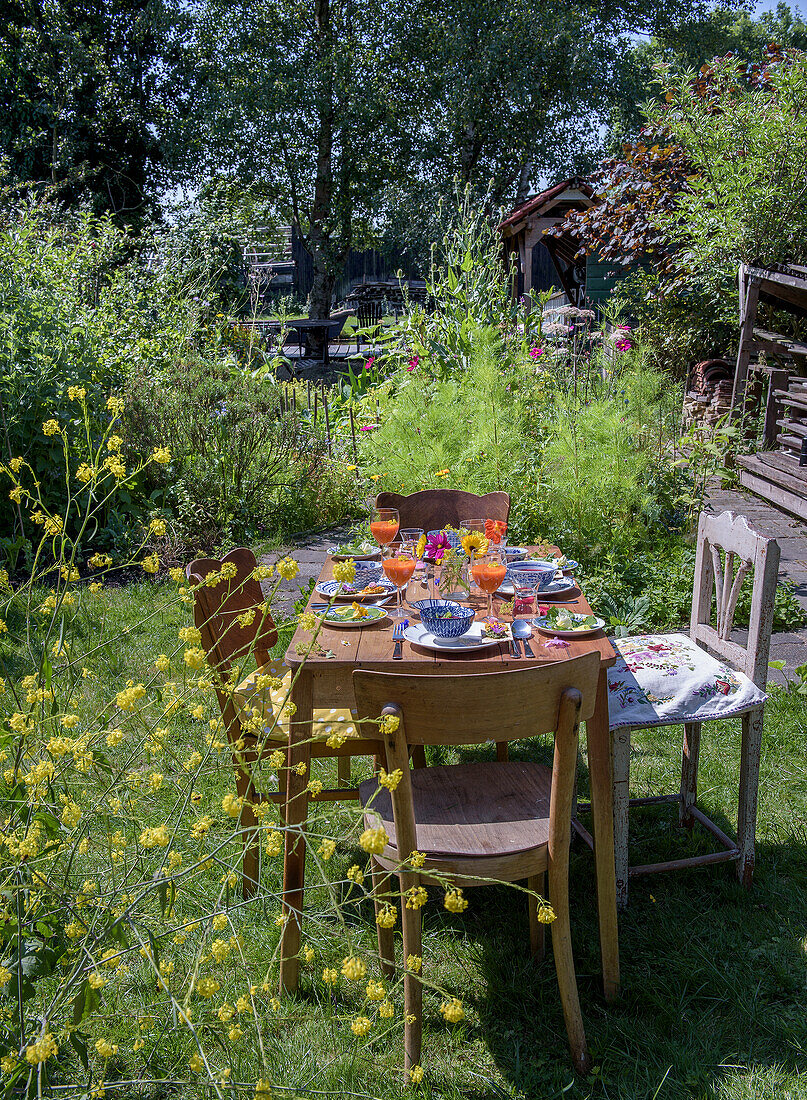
top-left (607, 633), bottom-right (766, 731)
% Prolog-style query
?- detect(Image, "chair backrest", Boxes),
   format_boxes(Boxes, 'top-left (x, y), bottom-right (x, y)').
top-left (357, 301), bottom-right (382, 326)
top-left (690, 511), bottom-right (780, 687)
top-left (353, 655), bottom-right (599, 747)
top-left (375, 489), bottom-right (511, 532)
top-left (186, 547), bottom-right (278, 674)
top-left (353, 656), bottom-right (599, 867)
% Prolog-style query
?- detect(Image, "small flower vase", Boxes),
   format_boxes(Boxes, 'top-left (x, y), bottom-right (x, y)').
top-left (437, 556), bottom-right (469, 601)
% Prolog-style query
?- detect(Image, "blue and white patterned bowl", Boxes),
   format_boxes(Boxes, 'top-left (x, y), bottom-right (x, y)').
top-left (507, 560), bottom-right (558, 592)
top-left (416, 599), bottom-right (475, 638)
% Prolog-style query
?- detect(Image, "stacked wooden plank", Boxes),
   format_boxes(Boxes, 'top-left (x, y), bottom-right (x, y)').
top-left (731, 264), bottom-right (807, 520)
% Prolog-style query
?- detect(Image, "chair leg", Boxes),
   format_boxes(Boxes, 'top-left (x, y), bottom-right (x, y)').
top-left (236, 770), bottom-right (260, 898)
top-left (401, 879), bottom-right (423, 1078)
top-left (496, 742), bottom-right (509, 762)
top-left (737, 706), bottom-right (764, 888)
top-left (548, 858), bottom-right (591, 1075)
top-left (411, 746), bottom-right (427, 770)
top-left (370, 857), bottom-right (395, 978)
top-left (337, 755), bottom-right (350, 787)
top-left (679, 721), bottom-right (702, 829)
top-left (527, 873), bottom-right (545, 962)
top-left (612, 727), bottom-right (631, 911)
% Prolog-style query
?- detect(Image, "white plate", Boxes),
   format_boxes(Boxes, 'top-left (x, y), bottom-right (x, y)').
top-left (497, 575), bottom-right (577, 598)
top-left (403, 620), bottom-right (512, 653)
top-left (532, 615), bottom-right (605, 638)
top-left (328, 547), bottom-right (382, 562)
top-left (316, 579), bottom-right (397, 602)
top-left (317, 606), bottom-right (389, 628)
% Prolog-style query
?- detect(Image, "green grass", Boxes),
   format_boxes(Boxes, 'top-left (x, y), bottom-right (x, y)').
top-left (4, 580), bottom-right (807, 1099)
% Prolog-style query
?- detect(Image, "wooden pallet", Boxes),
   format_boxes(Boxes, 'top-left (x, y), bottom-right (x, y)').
top-left (737, 452), bottom-right (807, 520)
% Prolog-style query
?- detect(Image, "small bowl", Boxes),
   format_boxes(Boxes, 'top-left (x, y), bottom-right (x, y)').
top-left (508, 560), bottom-right (557, 592)
top-left (417, 599), bottom-right (475, 638)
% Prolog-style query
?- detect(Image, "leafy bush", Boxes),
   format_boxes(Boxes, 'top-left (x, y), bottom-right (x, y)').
top-left (0, 196), bottom-right (208, 552)
top-left (585, 545), bottom-right (805, 634)
top-left (124, 359), bottom-right (337, 549)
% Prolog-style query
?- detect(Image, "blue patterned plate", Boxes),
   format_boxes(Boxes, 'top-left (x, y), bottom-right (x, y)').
top-left (316, 578), bottom-right (397, 602)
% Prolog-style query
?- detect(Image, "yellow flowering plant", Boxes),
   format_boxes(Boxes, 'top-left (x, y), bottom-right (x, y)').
top-left (0, 390), bottom-right (557, 1096)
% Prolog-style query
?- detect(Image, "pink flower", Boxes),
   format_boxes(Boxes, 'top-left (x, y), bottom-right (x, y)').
top-left (528, 346), bottom-right (544, 359)
top-left (360, 424), bottom-right (378, 432)
top-left (424, 531), bottom-right (451, 561)
top-left (407, 355), bottom-right (419, 371)
top-left (364, 357), bottom-right (375, 371)
top-left (544, 637), bottom-right (570, 648)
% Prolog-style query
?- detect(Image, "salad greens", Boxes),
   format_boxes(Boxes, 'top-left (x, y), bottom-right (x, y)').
top-left (541, 607), bottom-right (598, 631)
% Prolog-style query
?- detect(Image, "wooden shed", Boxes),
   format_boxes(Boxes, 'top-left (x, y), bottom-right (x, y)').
top-left (499, 178), bottom-right (635, 307)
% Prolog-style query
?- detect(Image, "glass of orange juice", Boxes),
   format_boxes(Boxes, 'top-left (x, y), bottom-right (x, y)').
top-left (382, 539), bottom-right (417, 619)
top-left (470, 548), bottom-right (508, 618)
top-left (370, 507), bottom-right (399, 553)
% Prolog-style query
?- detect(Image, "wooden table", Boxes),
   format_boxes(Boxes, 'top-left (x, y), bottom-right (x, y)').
top-left (280, 555), bottom-right (620, 1000)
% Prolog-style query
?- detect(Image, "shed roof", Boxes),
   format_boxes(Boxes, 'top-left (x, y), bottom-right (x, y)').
top-left (498, 177), bottom-right (595, 237)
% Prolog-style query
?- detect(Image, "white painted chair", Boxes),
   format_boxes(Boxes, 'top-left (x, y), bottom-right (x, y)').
top-left (601, 512), bottom-right (780, 909)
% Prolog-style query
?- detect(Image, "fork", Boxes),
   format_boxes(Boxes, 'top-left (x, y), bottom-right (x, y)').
top-left (392, 620), bottom-right (407, 659)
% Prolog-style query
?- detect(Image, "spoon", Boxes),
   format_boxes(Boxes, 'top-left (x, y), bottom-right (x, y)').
top-left (512, 619), bottom-right (536, 658)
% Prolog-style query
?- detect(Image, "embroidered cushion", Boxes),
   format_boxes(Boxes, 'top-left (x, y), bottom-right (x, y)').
top-left (607, 633), bottom-right (766, 731)
top-left (234, 662), bottom-right (359, 742)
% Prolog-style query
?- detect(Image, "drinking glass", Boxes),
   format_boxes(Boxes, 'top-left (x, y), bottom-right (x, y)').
top-left (382, 539), bottom-right (417, 619)
top-left (370, 508), bottom-right (399, 553)
top-left (470, 548), bottom-right (508, 618)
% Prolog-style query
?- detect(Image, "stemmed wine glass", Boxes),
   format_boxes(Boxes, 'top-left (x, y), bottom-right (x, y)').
top-left (382, 538), bottom-right (418, 619)
top-left (370, 508), bottom-right (399, 556)
top-left (470, 548), bottom-right (508, 618)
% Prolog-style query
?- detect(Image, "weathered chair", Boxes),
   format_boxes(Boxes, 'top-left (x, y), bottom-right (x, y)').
top-left (187, 548), bottom-right (379, 895)
top-left (597, 511), bottom-right (779, 909)
top-left (353, 654), bottom-right (600, 1078)
top-left (375, 489), bottom-right (510, 532)
top-left (355, 300), bottom-right (383, 350)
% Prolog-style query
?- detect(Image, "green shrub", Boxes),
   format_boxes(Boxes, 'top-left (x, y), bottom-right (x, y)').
top-left (124, 358), bottom-right (330, 549)
top-left (0, 197), bottom-right (208, 553)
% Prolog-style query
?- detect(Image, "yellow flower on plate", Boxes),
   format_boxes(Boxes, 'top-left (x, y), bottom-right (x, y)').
top-left (350, 601), bottom-right (370, 619)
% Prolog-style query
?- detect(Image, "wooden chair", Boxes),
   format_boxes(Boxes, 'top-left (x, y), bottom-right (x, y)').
top-left (353, 654), bottom-right (600, 1078)
top-left (375, 489), bottom-right (510, 532)
top-left (187, 548), bottom-right (379, 896)
top-left (355, 300), bottom-right (383, 349)
top-left (593, 511), bottom-right (779, 909)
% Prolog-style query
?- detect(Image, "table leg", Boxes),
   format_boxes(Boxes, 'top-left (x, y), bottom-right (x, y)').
top-left (586, 667), bottom-right (620, 1001)
top-left (279, 668), bottom-right (312, 994)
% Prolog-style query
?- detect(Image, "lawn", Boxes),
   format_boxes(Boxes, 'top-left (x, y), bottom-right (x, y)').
top-left (5, 579), bottom-right (806, 1099)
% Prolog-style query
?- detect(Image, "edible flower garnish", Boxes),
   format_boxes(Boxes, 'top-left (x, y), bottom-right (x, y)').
top-left (460, 531), bottom-right (489, 557)
top-left (415, 533), bottom-right (427, 560)
top-left (351, 602), bottom-right (370, 619)
top-left (481, 618), bottom-right (507, 638)
top-left (484, 519), bottom-right (507, 544)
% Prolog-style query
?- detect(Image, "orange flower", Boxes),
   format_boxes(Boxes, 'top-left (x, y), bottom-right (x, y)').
top-left (484, 519), bottom-right (507, 544)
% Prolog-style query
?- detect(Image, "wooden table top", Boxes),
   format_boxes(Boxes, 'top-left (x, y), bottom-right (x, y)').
top-left (285, 550), bottom-right (616, 673)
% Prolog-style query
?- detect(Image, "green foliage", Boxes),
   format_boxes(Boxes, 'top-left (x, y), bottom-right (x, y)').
top-left (586, 545), bottom-right (805, 634)
top-left (360, 326), bottom-right (530, 492)
top-left (124, 358), bottom-right (339, 549)
top-left (0, 198), bottom-right (204, 549)
top-left (0, 0), bottom-right (187, 225)
top-left (660, 52), bottom-right (807, 306)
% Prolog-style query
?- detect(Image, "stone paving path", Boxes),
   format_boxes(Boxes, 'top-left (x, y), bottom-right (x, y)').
top-left (261, 489), bottom-right (807, 678)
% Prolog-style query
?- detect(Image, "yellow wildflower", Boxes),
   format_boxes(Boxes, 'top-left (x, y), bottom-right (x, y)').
top-left (351, 1016), bottom-right (372, 1037)
top-left (359, 826), bottom-right (388, 855)
top-left (444, 888), bottom-right (469, 913)
top-left (440, 998), bottom-right (465, 1023)
top-left (341, 956), bottom-right (366, 981)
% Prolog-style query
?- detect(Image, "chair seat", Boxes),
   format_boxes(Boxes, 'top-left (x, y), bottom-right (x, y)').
top-left (607, 633), bottom-right (766, 732)
top-left (359, 761), bottom-right (552, 859)
top-left (234, 663), bottom-right (359, 742)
